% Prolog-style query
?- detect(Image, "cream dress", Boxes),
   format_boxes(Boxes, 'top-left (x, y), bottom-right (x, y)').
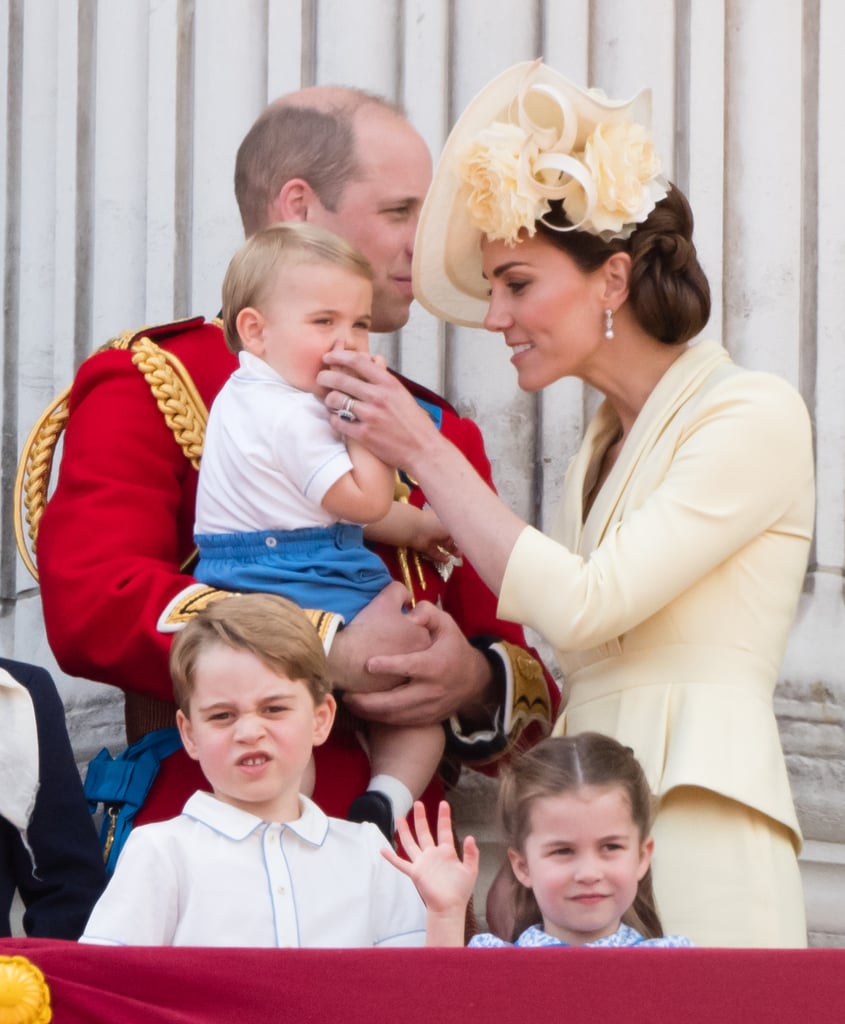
top-left (498, 340), bottom-right (814, 947)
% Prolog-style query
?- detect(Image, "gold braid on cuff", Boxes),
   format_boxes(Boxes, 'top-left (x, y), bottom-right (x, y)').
top-left (499, 639), bottom-right (554, 741)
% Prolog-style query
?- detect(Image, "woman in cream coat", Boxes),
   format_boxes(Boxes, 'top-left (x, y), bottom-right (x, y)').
top-left (317, 62), bottom-right (814, 947)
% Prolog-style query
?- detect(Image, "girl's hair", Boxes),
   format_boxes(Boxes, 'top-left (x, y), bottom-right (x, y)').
top-left (537, 185), bottom-right (711, 347)
top-left (170, 592), bottom-right (331, 715)
top-left (498, 732), bottom-right (663, 941)
top-left (221, 221), bottom-right (373, 354)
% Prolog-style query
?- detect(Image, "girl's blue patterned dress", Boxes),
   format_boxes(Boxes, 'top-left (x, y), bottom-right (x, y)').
top-left (468, 923), bottom-right (693, 948)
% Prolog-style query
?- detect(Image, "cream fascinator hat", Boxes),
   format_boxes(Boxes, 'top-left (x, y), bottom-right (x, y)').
top-left (412, 59), bottom-right (669, 328)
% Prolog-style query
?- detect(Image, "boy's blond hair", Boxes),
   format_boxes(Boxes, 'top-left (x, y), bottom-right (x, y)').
top-left (221, 221), bottom-right (374, 353)
top-left (170, 593), bottom-right (330, 714)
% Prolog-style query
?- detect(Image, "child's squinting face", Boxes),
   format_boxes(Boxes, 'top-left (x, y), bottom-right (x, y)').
top-left (508, 785), bottom-right (653, 945)
top-left (248, 261), bottom-right (373, 394)
top-left (176, 643), bottom-right (334, 822)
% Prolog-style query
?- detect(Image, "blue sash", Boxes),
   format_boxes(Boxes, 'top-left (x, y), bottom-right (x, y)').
top-left (84, 727), bottom-right (183, 875)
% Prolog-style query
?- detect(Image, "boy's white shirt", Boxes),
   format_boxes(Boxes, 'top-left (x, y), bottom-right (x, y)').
top-left (80, 792), bottom-right (425, 948)
top-left (195, 351), bottom-right (353, 535)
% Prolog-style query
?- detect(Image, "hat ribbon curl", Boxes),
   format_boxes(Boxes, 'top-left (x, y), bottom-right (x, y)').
top-left (510, 69), bottom-right (599, 235)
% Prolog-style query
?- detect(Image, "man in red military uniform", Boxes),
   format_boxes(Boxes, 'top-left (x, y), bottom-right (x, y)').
top-left (37, 87), bottom-right (558, 827)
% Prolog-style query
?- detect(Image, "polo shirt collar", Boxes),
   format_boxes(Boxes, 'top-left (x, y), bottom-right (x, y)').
top-left (182, 790), bottom-right (330, 846)
top-left (237, 350), bottom-right (290, 386)
top-left (282, 795), bottom-right (330, 847)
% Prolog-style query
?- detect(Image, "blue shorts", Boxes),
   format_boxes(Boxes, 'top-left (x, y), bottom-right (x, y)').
top-left (194, 524), bottom-right (392, 622)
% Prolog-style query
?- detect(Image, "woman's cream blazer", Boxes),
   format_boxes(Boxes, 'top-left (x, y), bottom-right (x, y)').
top-left (498, 340), bottom-right (814, 847)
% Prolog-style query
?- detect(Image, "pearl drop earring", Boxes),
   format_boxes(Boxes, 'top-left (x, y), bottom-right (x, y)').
top-left (604, 308), bottom-right (615, 340)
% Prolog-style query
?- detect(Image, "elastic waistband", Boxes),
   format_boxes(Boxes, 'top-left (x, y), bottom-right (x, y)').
top-left (195, 524), bottom-right (366, 557)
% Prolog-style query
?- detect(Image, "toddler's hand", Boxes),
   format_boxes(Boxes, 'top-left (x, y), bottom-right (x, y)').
top-left (413, 507), bottom-right (460, 564)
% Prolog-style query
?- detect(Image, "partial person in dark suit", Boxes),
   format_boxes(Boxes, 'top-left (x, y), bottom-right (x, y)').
top-left (0, 658), bottom-right (106, 938)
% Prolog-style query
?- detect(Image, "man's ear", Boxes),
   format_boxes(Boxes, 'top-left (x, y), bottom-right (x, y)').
top-left (176, 709), bottom-right (199, 762)
top-left (268, 178), bottom-right (319, 225)
top-left (237, 307), bottom-right (266, 356)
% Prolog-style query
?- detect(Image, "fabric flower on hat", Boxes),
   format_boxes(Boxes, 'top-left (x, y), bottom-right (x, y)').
top-left (460, 122), bottom-right (550, 244)
top-left (457, 65), bottom-right (668, 244)
top-left (560, 120), bottom-right (666, 239)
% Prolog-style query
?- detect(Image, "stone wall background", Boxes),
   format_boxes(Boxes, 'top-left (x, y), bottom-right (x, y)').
top-left (2, 0), bottom-right (843, 943)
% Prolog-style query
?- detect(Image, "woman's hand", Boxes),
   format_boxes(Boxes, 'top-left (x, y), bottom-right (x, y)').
top-left (317, 350), bottom-right (440, 475)
top-left (320, 348), bottom-right (526, 599)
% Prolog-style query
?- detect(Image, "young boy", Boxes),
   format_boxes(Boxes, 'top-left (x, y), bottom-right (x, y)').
top-left (192, 222), bottom-right (455, 839)
top-left (80, 593), bottom-right (426, 947)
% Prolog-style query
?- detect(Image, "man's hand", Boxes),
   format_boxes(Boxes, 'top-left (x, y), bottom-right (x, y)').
top-left (327, 581), bottom-right (431, 693)
top-left (342, 600), bottom-right (496, 728)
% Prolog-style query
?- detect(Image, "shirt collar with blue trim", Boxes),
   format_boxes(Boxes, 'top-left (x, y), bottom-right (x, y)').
top-left (181, 790), bottom-right (330, 846)
top-left (236, 350), bottom-right (294, 387)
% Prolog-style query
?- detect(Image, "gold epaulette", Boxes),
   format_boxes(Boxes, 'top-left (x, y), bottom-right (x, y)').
top-left (14, 318), bottom-right (210, 582)
top-left (128, 334), bottom-right (208, 470)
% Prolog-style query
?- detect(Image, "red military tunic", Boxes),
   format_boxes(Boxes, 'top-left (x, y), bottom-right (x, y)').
top-left (37, 318), bottom-right (558, 825)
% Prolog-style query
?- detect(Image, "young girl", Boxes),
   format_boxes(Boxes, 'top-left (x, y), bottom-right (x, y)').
top-left (384, 733), bottom-right (692, 947)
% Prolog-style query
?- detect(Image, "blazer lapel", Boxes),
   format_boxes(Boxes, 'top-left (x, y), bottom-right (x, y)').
top-left (579, 340), bottom-right (731, 550)
top-left (555, 404), bottom-right (620, 553)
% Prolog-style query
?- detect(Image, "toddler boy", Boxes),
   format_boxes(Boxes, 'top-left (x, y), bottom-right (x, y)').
top-left (193, 222), bottom-right (454, 839)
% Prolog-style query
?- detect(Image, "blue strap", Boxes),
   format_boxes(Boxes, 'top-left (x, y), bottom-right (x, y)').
top-left (84, 727), bottom-right (182, 874)
top-left (396, 397), bottom-right (445, 494)
top-left (414, 396), bottom-right (443, 430)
